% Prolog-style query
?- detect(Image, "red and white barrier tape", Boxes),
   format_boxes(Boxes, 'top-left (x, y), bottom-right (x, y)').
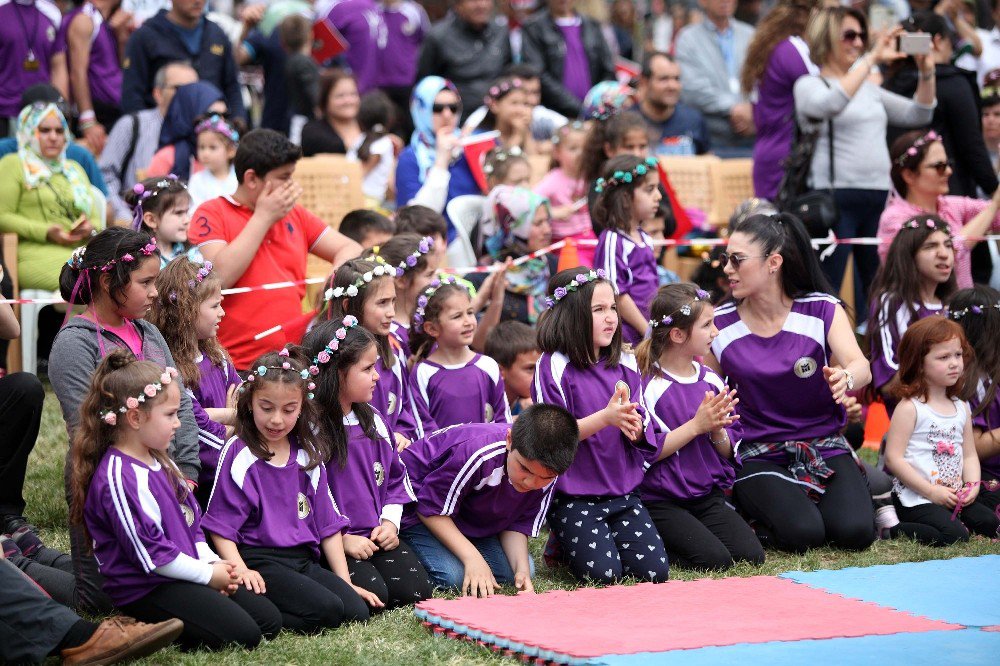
top-left (5, 233), bottom-right (1000, 305)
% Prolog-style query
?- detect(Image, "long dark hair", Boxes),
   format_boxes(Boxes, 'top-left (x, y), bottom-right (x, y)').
top-left (59, 227), bottom-right (161, 307)
top-left (592, 154), bottom-right (656, 235)
top-left (234, 348), bottom-right (326, 469)
top-left (302, 322), bottom-right (378, 467)
top-left (536, 267), bottom-right (623, 369)
top-left (728, 212), bottom-right (835, 300)
top-left (949, 286), bottom-right (1000, 423)
top-left (635, 283), bottom-right (710, 377)
top-left (316, 258), bottom-right (395, 368)
top-left (867, 214), bottom-right (956, 379)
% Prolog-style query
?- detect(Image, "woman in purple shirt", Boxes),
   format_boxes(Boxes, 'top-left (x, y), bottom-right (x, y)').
top-left (740, 0), bottom-right (818, 199)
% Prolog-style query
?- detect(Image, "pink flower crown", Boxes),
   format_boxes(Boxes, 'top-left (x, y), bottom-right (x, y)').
top-left (68, 242), bottom-right (159, 272)
top-left (413, 275), bottom-right (468, 331)
top-left (649, 289), bottom-right (711, 329)
top-left (188, 261), bottom-right (214, 289)
top-left (307, 316), bottom-right (360, 376)
top-left (484, 78), bottom-right (523, 105)
top-left (131, 175), bottom-right (185, 231)
top-left (194, 114), bottom-right (240, 143)
top-left (100, 367), bottom-right (178, 426)
top-left (894, 130), bottom-right (940, 167)
top-left (901, 217), bottom-right (950, 234)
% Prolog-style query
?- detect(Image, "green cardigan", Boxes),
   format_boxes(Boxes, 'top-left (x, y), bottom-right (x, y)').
top-left (0, 152), bottom-right (102, 291)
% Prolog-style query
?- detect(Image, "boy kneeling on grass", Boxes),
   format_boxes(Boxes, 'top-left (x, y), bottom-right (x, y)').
top-left (399, 404), bottom-right (579, 596)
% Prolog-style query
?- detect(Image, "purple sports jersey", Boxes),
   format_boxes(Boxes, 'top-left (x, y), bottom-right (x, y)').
top-left (376, 0), bottom-right (427, 88)
top-left (532, 351), bottom-right (656, 496)
top-left (57, 2), bottom-right (122, 107)
top-left (0, 0), bottom-right (63, 118)
top-left (595, 229), bottom-right (658, 344)
top-left (400, 423), bottom-right (554, 538)
top-left (320, 0), bottom-right (383, 94)
top-left (203, 436), bottom-right (349, 559)
top-left (84, 448), bottom-right (207, 605)
top-left (326, 409), bottom-right (416, 536)
top-left (411, 354), bottom-right (512, 429)
top-left (189, 353), bottom-right (241, 491)
top-left (969, 377), bottom-right (1000, 478)
top-left (390, 320), bottom-right (411, 359)
top-left (372, 344), bottom-right (425, 440)
top-left (712, 294), bottom-right (846, 452)
top-left (870, 296), bottom-right (942, 415)
top-left (639, 362), bottom-right (742, 502)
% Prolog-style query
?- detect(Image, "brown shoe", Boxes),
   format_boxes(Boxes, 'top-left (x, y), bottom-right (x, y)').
top-left (61, 616), bottom-right (183, 665)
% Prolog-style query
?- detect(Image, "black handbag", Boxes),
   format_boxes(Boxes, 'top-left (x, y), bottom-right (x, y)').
top-left (776, 80), bottom-right (839, 239)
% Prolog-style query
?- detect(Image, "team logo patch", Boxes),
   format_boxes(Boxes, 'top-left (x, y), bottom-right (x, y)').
top-left (180, 504), bottom-right (195, 527)
top-left (373, 461), bottom-right (385, 487)
top-left (614, 380), bottom-right (630, 404)
top-left (46, 26), bottom-right (56, 42)
top-left (296, 492), bottom-right (311, 519)
top-left (387, 392), bottom-right (398, 415)
top-left (484, 403), bottom-right (494, 422)
top-left (210, 44), bottom-right (224, 56)
top-left (794, 356), bottom-right (818, 379)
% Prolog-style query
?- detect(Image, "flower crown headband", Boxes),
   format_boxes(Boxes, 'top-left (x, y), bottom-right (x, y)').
top-left (100, 367), bottom-right (179, 426)
top-left (594, 157), bottom-right (658, 194)
top-left (131, 174), bottom-right (185, 231)
top-left (67, 241), bottom-right (159, 272)
top-left (194, 114), bottom-right (240, 144)
top-left (168, 261), bottom-right (215, 303)
top-left (545, 269), bottom-right (607, 309)
top-left (484, 77), bottom-right (523, 104)
top-left (307, 316), bottom-right (360, 375)
top-left (413, 275), bottom-right (468, 331)
top-left (324, 263), bottom-right (401, 302)
top-left (397, 236), bottom-right (435, 272)
top-left (551, 120), bottom-right (587, 144)
top-left (901, 218), bottom-right (951, 234)
top-left (948, 302), bottom-right (1000, 320)
top-left (483, 145), bottom-right (525, 175)
top-left (649, 289), bottom-right (710, 328)
top-left (894, 130), bottom-right (940, 167)
top-left (245, 348), bottom-right (316, 398)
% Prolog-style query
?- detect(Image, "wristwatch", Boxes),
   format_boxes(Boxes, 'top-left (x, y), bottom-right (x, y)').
top-left (844, 369), bottom-right (855, 391)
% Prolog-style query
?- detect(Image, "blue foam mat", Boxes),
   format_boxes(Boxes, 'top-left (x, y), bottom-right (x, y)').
top-left (595, 629), bottom-right (1000, 666)
top-left (779, 555), bottom-right (1000, 627)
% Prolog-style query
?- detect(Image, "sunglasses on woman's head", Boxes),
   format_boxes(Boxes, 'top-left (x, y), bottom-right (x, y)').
top-left (841, 29), bottom-right (867, 44)
top-left (432, 102), bottom-right (461, 114)
top-left (923, 160), bottom-right (953, 175)
top-left (718, 252), bottom-right (767, 269)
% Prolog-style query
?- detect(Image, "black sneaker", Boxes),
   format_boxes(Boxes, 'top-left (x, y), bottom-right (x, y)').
top-left (1, 514), bottom-right (41, 539)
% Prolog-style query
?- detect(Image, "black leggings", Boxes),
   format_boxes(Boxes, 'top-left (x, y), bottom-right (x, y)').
top-left (892, 492), bottom-right (998, 546)
top-left (733, 454), bottom-right (875, 553)
top-left (645, 488), bottom-right (765, 571)
top-left (972, 470), bottom-right (1000, 537)
top-left (240, 546), bottom-right (369, 633)
top-left (120, 581), bottom-right (281, 651)
top-left (346, 539), bottom-right (432, 609)
top-left (0, 373), bottom-right (44, 517)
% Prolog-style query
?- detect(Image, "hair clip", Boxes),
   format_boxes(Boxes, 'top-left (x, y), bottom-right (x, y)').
top-left (649, 289), bottom-right (710, 328)
top-left (948, 302), bottom-right (1000, 320)
top-left (100, 367), bottom-right (179, 426)
top-left (894, 130), bottom-right (940, 166)
top-left (399, 236), bottom-right (435, 272)
top-left (308, 315), bottom-right (360, 375)
top-left (413, 275), bottom-right (467, 331)
top-left (594, 157), bottom-right (658, 193)
top-left (67, 246), bottom-right (87, 269)
top-left (324, 263), bottom-right (400, 302)
top-left (544, 269), bottom-right (608, 308)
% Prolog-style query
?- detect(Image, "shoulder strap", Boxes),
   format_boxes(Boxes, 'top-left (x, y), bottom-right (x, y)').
top-left (821, 78), bottom-right (834, 189)
top-left (118, 112), bottom-right (141, 194)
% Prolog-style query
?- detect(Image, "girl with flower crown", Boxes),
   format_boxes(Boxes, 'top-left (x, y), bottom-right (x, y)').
top-left (532, 266), bottom-right (671, 584)
top-left (71, 349), bottom-right (281, 650)
top-left (187, 115), bottom-right (240, 208)
top-left (51, 227), bottom-right (201, 614)
top-left (124, 175), bottom-right (202, 267)
top-left (202, 347), bottom-right (380, 632)
top-left (635, 284), bottom-right (762, 571)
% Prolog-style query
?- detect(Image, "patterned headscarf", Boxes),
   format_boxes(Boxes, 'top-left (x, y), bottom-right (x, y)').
top-left (16, 103), bottom-right (92, 215)
top-left (409, 76), bottom-right (461, 184)
top-left (485, 185), bottom-right (552, 322)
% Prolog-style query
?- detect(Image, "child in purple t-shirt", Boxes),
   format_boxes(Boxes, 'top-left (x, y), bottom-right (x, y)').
top-left (409, 276), bottom-right (512, 429)
top-left (636, 284), bottom-right (764, 571)
top-left (303, 316), bottom-right (433, 607)
top-left (593, 155), bottom-right (662, 344)
top-left (202, 349), bottom-right (379, 632)
top-left (318, 257), bottom-right (426, 445)
top-left (73, 351), bottom-right (280, 650)
top-left (532, 267), bottom-right (670, 584)
top-left (398, 405), bottom-right (579, 595)
top-left (149, 258), bottom-right (240, 506)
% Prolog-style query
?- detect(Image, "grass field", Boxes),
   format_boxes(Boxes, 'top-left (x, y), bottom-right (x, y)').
top-left (24, 384), bottom-right (999, 665)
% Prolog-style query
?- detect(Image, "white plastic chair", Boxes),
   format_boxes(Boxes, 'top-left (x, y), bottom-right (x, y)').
top-left (445, 195), bottom-right (486, 269)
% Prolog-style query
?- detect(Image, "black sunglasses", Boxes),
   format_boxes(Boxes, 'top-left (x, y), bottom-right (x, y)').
top-left (924, 160), bottom-right (953, 175)
top-left (718, 252), bottom-right (768, 269)
top-left (841, 29), bottom-right (867, 44)
top-left (431, 102), bottom-right (461, 114)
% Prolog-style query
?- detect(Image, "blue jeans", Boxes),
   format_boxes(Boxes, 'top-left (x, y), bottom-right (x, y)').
top-left (400, 523), bottom-right (533, 590)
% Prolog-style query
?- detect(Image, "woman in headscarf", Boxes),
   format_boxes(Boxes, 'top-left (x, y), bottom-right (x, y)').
top-left (395, 76), bottom-right (480, 246)
top-left (145, 81), bottom-right (228, 180)
top-left (469, 185), bottom-right (555, 327)
top-left (0, 102), bottom-right (101, 291)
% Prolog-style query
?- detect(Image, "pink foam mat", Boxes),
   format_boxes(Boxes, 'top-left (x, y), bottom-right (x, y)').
top-left (414, 576), bottom-right (962, 662)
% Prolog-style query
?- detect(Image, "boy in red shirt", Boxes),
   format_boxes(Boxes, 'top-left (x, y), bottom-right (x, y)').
top-left (190, 129), bottom-right (361, 369)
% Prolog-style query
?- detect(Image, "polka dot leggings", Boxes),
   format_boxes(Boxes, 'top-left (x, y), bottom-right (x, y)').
top-left (548, 493), bottom-right (670, 585)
